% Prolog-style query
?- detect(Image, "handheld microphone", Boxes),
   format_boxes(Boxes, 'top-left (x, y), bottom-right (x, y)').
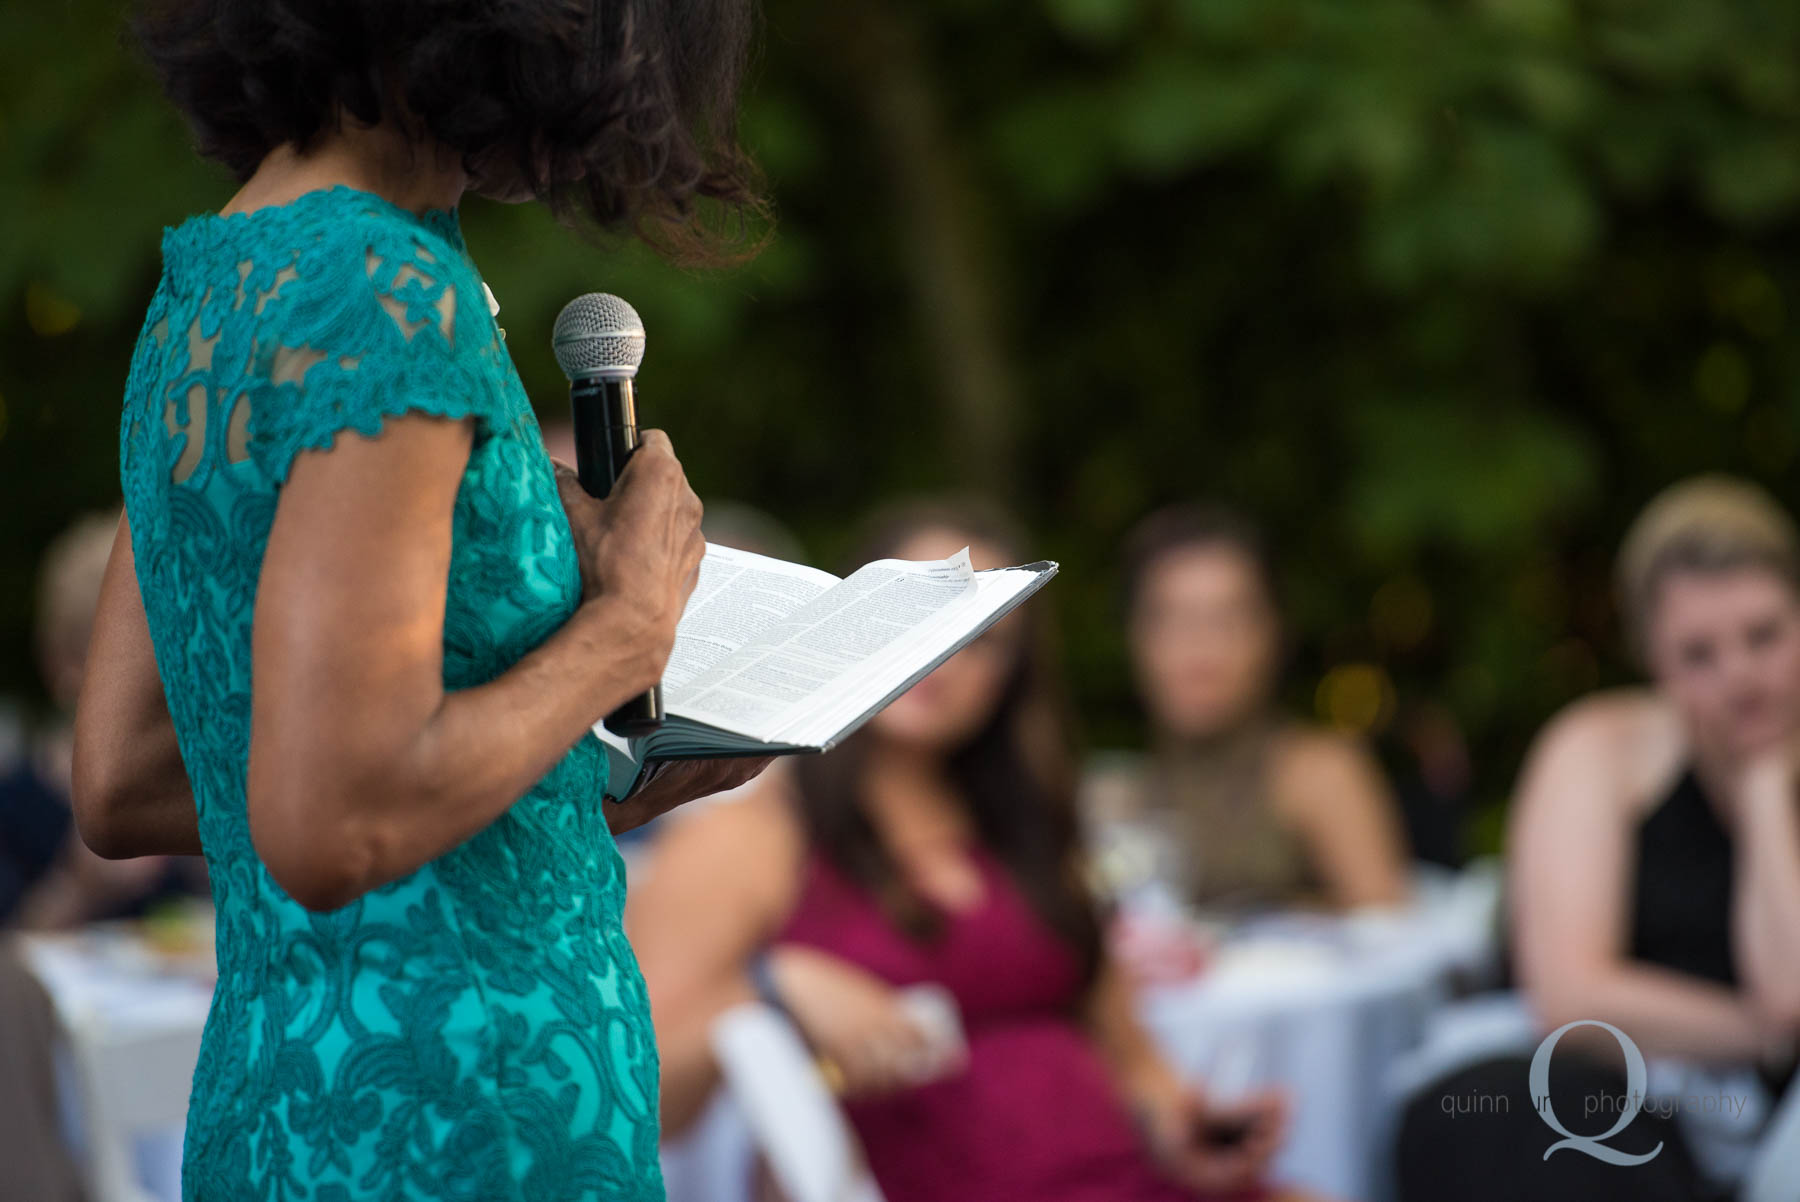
top-left (552, 293), bottom-right (665, 738)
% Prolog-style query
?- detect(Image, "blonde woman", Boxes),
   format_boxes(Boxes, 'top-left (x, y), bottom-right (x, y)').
top-left (1399, 475), bottom-right (1800, 1201)
top-left (1510, 476), bottom-right (1800, 1067)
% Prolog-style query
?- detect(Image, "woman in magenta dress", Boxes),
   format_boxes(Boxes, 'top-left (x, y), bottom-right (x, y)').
top-left (630, 498), bottom-right (1320, 1202)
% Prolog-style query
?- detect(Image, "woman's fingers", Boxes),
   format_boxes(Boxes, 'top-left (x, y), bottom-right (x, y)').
top-left (846, 1011), bottom-right (935, 1095)
top-left (603, 756), bottom-right (779, 835)
top-left (676, 756), bottom-right (774, 801)
top-left (820, 1002), bottom-right (934, 1097)
top-left (720, 756), bottom-right (775, 791)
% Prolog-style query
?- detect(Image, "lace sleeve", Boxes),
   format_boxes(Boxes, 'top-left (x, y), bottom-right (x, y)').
top-left (245, 215), bottom-right (509, 487)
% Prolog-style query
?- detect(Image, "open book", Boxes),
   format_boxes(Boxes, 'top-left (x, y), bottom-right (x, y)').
top-left (593, 542), bottom-right (1058, 798)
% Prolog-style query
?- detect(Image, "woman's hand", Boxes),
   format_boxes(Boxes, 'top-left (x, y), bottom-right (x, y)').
top-left (1722, 731), bottom-right (1800, 1032)
top-left (766, 944), bottom-right (938, 1098)
top-left (1087, 949), bottom-right (1280, 1190)
top-left (1731, 737), bottom-right (1800, 815)
top-left (1138, 1080), bottom-right (1286, 1195)
top-left (551, 431), bottom-right (705, 688)
top-left (604, 756), bottom-right (775, 835)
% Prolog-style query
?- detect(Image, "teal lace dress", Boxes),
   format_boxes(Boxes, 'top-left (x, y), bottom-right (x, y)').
top-left (118, 186), bottom-right (663, 1201)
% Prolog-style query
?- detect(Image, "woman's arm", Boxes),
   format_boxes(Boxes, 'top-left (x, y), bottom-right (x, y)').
top-left (71, 511), bottom-right (202, 858)
top-left (1085, 953), bottom-right (1186, 1112)
top-left (1510, 698), bottom-right (1773, 1061)
top-left (1274, 729), bottom-right (1411, 908)
top-left (244, 417), bottom-right (701, 912)
top-left (1729, 748), bottom-right (1800, 1030)
top-left (624, 780), bottom-right (804, 1133)
top-left (1083, 954), bottom-right (1284, 1193)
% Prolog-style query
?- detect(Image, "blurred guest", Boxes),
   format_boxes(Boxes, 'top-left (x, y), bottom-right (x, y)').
top-left (699, 500), bottom-right (809, 566)
top-left (631, 497), bottom-right (1319, 1202)
top-left (2, 510), bottom-right (204, 929)
top-left (0, 513), bottom-right (128, 1202)
top-left (1390, 700), bottom-right (1474, 869)
top-left (1397, 475), bottom-right (1800, 1201)
top-left (1084, 503), bottom-right (1410, 912)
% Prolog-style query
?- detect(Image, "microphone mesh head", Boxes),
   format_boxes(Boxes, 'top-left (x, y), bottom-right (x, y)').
top-left (552, 293), bottom-right (645, 380)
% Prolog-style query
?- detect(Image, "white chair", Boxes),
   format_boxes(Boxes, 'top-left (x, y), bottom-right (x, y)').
top-left (708, 1002), bottom-right (885, 1202)
top-left (1742, 1070), bottom-right (1800, 1202)
top-left (1380, 989), bottom-right (1538, 1111)
top-left (659, 1087), bottom-right (757, 1202)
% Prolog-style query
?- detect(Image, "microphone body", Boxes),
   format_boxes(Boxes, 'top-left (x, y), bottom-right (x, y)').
top-left (555, 295), bottom-right (665, 738)
top-left (569, 375), bottom-right (642, 504)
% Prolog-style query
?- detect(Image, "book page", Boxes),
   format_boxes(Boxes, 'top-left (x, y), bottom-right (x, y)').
top-left (668, 549), bottom-right (979, 740)
top-left (661, 543), bottom-right (842, 694)
top-left (774, 562), bottom-right (1048, 747)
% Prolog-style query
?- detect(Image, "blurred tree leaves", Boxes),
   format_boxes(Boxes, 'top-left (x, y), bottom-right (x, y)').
top-left (1346, 400), bottom-right (1597, 555)
top-left (8, 0), bottom-right (1800, 851)
top-left (0, 6), bottom-right (228, 323)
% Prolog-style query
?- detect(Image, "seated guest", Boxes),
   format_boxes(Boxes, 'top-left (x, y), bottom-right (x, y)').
top-left (3, 511), bottom-right (206, 929)
top-left (0, 515), bottom-right (130, 1202)
top-left (1397, 475), bottom-right (1800, 1201)
top-left (1084, 503), bottom-right (1410, 912)
top-left (629, 497), bottom-right (1318, 1202)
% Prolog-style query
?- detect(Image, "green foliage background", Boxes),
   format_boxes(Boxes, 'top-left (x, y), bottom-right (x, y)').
top-left (7, 0), bottom-right (1800, 853)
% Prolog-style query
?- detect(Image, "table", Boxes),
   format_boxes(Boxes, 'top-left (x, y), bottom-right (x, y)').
top-left (1137, 916), bottom-right (1454, 1202)
top-left (20, 921), bottom-right (214, 1202)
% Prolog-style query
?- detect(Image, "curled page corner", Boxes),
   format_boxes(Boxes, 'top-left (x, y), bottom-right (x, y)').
top-left (936, 545), bottom-right (975, 585)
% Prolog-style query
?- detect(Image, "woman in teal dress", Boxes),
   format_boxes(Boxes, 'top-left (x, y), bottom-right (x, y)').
top-left (69, 2), bottom-right (769, 1199)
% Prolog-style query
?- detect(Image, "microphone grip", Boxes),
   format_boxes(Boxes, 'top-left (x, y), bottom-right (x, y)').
top-left (570, 376), bottom-right (666, 739)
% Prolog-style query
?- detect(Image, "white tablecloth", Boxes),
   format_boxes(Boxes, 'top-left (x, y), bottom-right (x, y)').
top-left (1138, 922), bottom-right (1453, 1202)
top-left (21, 929), bottom-right (212, 1202)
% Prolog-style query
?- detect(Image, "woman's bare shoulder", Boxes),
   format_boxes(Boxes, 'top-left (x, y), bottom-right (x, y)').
top-left (1536, 687), bottom-right (1675, 752)
top-left (1262, 723), bottom-right (1397, 826)
top-left (1523, 687), bottom-right (1685, 814)
top-left (1269, 722), bottom-right (1375, 777)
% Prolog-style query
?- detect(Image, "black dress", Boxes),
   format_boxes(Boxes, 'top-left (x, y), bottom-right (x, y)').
top-left (1629, 768), bottom-right (1738, 988)
top-left (1393, 768), bottom-right (1774, 1202)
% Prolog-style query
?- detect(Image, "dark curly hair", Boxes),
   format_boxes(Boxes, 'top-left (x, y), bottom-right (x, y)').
top-left (133, 0), bottom-right (766, 264)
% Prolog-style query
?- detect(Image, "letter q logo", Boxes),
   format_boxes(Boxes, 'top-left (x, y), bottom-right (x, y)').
top-left (1529, 1019), bottom-right (1662, 1165)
